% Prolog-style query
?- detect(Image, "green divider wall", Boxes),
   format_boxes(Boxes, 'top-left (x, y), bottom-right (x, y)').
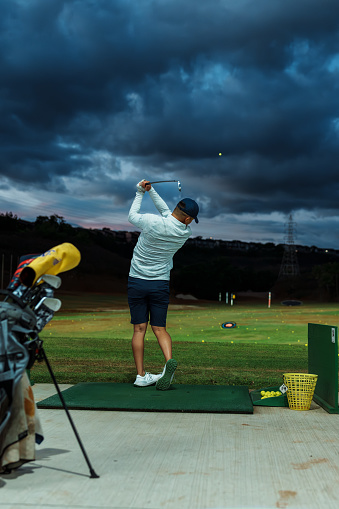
top-left (308, 323), bottom-right (339, 414)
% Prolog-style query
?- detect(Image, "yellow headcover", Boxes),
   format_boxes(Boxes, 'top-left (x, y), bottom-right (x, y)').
top-left (20, 243), bottom-right (81, 287)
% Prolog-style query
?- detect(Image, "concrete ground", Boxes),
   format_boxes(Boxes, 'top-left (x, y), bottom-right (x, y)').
top-left (1, 384), bottom-right (339, 509)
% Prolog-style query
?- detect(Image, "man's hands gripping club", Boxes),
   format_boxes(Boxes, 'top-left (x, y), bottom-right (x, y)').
top-left (137, 180), bottom-right (152, 193)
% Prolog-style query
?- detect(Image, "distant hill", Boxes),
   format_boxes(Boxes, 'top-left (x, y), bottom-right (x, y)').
top-left (1, 212), bottom-right (339, 301)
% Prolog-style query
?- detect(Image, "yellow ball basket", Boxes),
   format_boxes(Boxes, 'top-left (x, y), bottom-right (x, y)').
top-left (283, 373), bottom-right (318, 411)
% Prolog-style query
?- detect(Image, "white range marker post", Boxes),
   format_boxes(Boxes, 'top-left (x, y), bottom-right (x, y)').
top-left (230, 294), bottom-right (234, 306)
top-left (226, 292), bottom-right (228, 304)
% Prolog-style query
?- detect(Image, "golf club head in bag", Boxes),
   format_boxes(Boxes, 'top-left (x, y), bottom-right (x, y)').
top-left (34, 297), bottom-right (62, 332)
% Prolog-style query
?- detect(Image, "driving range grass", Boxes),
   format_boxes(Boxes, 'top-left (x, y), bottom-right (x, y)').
top-left (30, 296), bottom-right (339, 389)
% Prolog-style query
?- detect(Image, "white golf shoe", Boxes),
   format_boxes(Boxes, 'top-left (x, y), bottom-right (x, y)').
top-left (134, 372), bottom-right (162, 387)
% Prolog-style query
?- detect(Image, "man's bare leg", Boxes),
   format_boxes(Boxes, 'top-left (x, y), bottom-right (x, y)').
top-left (151, 325), bottom-right (172, 362)
top-left (132, 322), bottom-right (148, 376)
top-left (152, 326), bottom-right (177, 391)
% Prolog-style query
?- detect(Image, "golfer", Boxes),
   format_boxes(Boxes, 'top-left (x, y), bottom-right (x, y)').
top-left (128, 179), bottom-right (199, 390)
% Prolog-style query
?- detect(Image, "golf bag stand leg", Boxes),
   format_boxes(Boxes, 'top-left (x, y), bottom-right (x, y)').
top-left (40, 347), bottom-right (99, 479)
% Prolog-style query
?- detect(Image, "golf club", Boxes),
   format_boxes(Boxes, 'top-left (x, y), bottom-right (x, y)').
top-left (146, 180), bottom-right (181, 192)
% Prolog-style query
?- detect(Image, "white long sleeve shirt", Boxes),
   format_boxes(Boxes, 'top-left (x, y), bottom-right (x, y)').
top-left (128, 188), bottom-right (192, 280)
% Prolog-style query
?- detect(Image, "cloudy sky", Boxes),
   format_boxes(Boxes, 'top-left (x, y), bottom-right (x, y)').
top-left (1, 0), bottom-right (339, 248)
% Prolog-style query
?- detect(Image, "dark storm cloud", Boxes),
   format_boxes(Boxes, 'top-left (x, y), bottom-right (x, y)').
top-left (1, 0), bottom-right (339, 244)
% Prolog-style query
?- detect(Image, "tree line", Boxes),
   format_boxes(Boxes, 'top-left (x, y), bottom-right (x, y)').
top-left (1, 212), bottom-right (339, 301)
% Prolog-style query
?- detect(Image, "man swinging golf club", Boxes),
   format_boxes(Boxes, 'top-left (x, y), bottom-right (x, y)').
top-left (128, 179), bottom-right (199, 390)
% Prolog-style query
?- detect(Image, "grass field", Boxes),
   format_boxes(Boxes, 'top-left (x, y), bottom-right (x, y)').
top-left (30, 293), bottom-right (339, 389)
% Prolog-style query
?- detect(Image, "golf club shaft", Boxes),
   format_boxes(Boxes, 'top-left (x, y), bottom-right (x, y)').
top-left (145, 180), bottom-right (181, 192)
top-left (147, 180), bottom-right (178, 184)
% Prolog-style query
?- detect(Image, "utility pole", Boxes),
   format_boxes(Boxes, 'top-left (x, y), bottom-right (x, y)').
top-left (279, 214), bottom-right (300, 278)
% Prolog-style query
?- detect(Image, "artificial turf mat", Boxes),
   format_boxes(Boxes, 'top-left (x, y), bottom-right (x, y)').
top-left (37, 383), bottom-right (253, 414)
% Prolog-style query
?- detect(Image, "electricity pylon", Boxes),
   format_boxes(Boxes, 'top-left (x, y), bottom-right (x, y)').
top-left (279, 214), bottom-right (300, 278)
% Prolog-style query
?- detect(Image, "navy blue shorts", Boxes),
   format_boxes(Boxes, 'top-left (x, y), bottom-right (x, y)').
top-left (128, 276), bottom-right (170, 327)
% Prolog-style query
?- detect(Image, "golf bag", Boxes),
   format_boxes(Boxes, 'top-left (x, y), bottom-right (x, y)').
top-left (0, 243), bottom-right (81, 465)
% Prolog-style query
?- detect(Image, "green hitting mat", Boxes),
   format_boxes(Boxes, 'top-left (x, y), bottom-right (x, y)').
top-left (38, 383), bottom-right (253, 414)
